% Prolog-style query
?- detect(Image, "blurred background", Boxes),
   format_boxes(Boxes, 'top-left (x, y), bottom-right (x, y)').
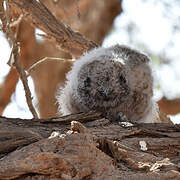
top-left (0, 0), bottom-right (180, 123)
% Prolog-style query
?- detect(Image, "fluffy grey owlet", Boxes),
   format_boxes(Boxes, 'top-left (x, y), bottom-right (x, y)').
top-left (57, 44), bottom-right (159, 123)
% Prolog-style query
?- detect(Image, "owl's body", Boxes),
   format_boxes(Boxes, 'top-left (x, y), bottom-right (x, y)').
top-left (57, 45), bottom-right (159, 123)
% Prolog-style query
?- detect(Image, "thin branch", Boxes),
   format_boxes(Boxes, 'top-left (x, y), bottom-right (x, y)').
top-left (26, 57), bottom-right (75, 76)
top-left (9, 0), bottom-right (98, 58)
top-left (9, 13), bottom-right (23, 27)
top-left (0, 0), bottom-right (7, 32)
top-left (7, 45), bottom-right (15, 66)
top-left (5, 0), bottom-right (38, 119)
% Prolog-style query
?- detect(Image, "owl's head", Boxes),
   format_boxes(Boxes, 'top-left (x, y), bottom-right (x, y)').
top-left (74, 58), bottom-right (132, 112)
top-left (65, 44), bottom-right (150, 113)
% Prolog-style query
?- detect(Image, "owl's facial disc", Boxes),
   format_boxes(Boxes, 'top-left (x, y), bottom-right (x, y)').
top-left (77, 60), bottom-right (130, 110)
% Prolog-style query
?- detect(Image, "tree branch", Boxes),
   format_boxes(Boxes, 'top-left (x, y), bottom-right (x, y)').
top-left (5, 0), bottom-right (39, 119)
top-left (9, 0), bottom-right (98, 58)
top-left (158, 96), bottom-right (180, 115)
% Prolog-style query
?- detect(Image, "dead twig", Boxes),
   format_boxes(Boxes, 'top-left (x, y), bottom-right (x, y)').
top-left (5, 0), bottom-right (38, 119)
top-left (26, 57), bottom-right (75, 76)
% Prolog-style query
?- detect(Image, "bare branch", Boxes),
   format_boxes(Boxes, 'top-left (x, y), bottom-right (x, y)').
top-left (26, 57), bottom-right (75, 76)
top-left (9, 0), bottom-right (98, 57)
top-left (5, 0), bottom-right (38, 119)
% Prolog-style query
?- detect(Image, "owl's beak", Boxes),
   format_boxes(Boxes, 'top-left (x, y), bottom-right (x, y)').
top-left (101, 88), bottom-right (112, 101)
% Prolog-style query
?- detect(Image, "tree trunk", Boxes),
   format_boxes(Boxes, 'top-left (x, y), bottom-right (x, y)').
top-left (0, 113), bottom-right (179, 179)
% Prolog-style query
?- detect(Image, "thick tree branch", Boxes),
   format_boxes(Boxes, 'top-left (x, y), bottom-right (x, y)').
top-left (9, 0), bottom-right (98, 58)
top-left (158, 96), bottom-right (180, 115)
top-left (0, 68), bottom-right (19, 115)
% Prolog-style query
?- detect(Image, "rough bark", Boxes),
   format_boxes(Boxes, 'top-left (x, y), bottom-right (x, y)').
top-left (0, 113), bottom-right (179, 179)
top-left (9, 0), bottom-right (98, 57)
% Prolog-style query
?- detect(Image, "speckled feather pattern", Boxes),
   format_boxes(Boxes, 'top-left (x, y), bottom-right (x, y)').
top-left (57, 44), bottom-right (159, 123)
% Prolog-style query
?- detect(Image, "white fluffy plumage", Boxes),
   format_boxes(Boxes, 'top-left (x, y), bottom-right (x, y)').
top-left (57, 44), bottom-right (159, 123)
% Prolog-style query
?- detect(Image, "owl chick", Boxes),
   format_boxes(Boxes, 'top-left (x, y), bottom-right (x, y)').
top-left (57, 44), bottom-right (159, 123)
